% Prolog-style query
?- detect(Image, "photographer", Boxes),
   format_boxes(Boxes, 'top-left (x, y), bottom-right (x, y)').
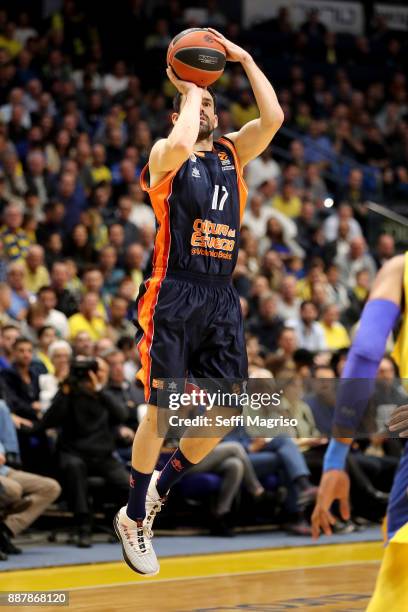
top-left (30, 356), bottom-right (130, 547)
top-left (104, 348), bottom-right (144, 464)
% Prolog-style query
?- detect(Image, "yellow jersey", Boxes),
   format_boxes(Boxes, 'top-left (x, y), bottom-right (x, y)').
top-left (391, 252), bottom-right (408, 377)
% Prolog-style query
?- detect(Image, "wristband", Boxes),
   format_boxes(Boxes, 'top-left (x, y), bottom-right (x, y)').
top-left (323, 438), bottom-right (350, 472)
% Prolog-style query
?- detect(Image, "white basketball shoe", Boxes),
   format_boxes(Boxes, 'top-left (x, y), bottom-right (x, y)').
top-left (114, 506), bottom-right (159, 576)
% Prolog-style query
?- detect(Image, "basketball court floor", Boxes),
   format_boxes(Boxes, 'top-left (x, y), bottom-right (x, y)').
top-left (0, 540), bottom-right (382, 611)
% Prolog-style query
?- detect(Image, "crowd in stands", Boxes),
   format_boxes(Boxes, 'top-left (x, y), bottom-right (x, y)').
top-left (0, 0), bottom-right (407, 553)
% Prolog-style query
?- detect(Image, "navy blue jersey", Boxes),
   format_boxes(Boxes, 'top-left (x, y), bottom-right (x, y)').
top-left (140, 137), bottom-right (248, 278)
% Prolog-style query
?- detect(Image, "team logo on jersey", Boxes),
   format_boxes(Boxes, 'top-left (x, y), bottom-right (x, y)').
top-left (192, 166), bottom-right (201, 178)
top-left (152, 378), bottom-right (165, 390)
top-left (217, 151), bottom-right (235, 171)
top-left (190, 218), bottom-right (235, 261)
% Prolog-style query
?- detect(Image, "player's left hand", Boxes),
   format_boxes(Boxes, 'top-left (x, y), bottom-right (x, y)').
top-left (389, 404), bottom-right (408, 437)
top-left (311, 469), bottom-right (350, 539)
top-left (207, 28), bottom-right (251, 64)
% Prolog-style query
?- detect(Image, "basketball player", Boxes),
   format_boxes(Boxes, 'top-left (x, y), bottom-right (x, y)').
top-left (114, 29), bottom-right (284, 575)
top-left (311, 252), bottom-right (408, 609)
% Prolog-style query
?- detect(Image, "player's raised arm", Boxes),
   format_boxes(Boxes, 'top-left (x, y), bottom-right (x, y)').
top-left (149, 68), bottom-right (204, 176)
top-left (209, 28), bottom-right (284, 167)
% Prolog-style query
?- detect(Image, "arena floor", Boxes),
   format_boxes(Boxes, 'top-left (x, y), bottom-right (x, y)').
top-left (0, 538), bottom-right (382, 611)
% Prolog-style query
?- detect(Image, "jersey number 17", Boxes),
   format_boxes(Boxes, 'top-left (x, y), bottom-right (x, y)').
top-left (211, 185), bottom-right (229, 211)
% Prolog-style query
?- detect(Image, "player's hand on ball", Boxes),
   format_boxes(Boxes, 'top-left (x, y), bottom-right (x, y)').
top-left (207, 28), bottom-right (251, 64)
top-left (311, 470), bottom-right (350, 539)
top-left (166, 66), bottom-right (203, 96)
top-left (389, 404), bottom-right (408, 437)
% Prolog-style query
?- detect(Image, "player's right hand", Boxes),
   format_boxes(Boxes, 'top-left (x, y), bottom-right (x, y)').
top-left (166, 66), bottom-right (203, 96)
top-left (389, 404), bottom-right (408, 437)
top-left (311, 469), bottom-right (350, 539)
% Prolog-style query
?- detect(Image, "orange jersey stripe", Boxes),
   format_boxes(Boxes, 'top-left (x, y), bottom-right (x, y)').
top-left (136, 166), bottom-right (175, 402)
top-left (218, 137), bottom-right (248, 223)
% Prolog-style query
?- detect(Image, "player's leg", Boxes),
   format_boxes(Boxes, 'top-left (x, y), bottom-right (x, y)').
top-left (366, 445), bottom-right (408, 611)
top-left (126, 405), bottom-right (164, 521)
top-left (155, 281), bottom-right (248, 498)
top-left (115, 278), bottom-right (189, 575)
top-left (154, 281), bottom-right (249, 499)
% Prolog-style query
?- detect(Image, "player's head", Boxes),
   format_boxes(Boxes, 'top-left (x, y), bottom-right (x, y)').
top-left (172, 87), bottom-right (218, 141)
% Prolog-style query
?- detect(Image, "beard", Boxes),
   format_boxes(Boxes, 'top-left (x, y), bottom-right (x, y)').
top-left (197, 117), bottom-right (214, 141)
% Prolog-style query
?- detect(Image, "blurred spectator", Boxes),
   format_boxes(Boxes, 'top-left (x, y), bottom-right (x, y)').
top-left (90, 144), bottom-right (111, 185)
top-left (7, 261), bottom-right (32, 321)
top-left (81, 266), bottom-right (107, 318)
top-left (99, 246), bottom-right (125, 296)
top-left (322, 203), bottom-right (362, 242)
top-left (245, 147), bottom-right (281, 190)
top-left (288, 301), bottom-right (327, 353)
top-left (374, 233), bottom-right (395, 270)
top-left (25, 150), bottom-right (53, 206)
top-left (31, 357), bottom-right (129, 546)
top-left (0, 324), bottom-right (20, 370)
top-left (22, 245), bottom-right (50, 294)
top-left (325, 263), bottom-right (350, 311)
top-left (39, 340), bottom-right (72, 412)
top-left (276, 327), bottom-right (298, 362)
top-left (276, 275), bottom-right (301, 320)
top-left (249, 292), bottom-right (284, 352)
top-left (103, 61), bottom-right (129, 97)
top-left (116, 196), bottom-right (141, 247)
top-left (302, 120), bottom-right (333, 168)
top-left (272, 181), bottom-right (302, 218)
top-left (0, 202), bottom-right (32, 261)
top-left (320, 304), bottom-right (350, 350)
top-left (106, 295), bottom-right (134, 343)
top-left (0, 337), bottom-right (45, 421)
top-left (37, 286), bottom-right (69, 339)
top-left (0, 284), bottom-right (12, 327)
top-left (104, 348), bottom-right (143, 461)
top-left (36, 325), bottom-right (57, 373)
top-left (337, 168), bottom-right (370, 220)
top-left (127, 182), bottom-right (155, 232)
top-left (336, 236), bottom-right (377, 286)
top-left (72, 331), bottom-right (94, 358)
top-left (50, 262), bottom-right (79, 318)
top-left (57, 173), bottom-right (87, 231)
top-left (0, 402), bottom-right (60, 558)
top-left (68, 292), bottom-right (106, 341)
top-left (36, 202), bottom-right (65, 246)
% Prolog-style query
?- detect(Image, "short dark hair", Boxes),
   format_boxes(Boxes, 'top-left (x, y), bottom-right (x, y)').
top-left (13, 336), bottom-right (33, 350)
top-left (300, 300), bottom-right (315, 310)
top-left (38, 325), bottom-right (55, 339)
top-left (38, 285), bottom-right (55, 296)
top-left (173, 87), bottom-right (217, 114)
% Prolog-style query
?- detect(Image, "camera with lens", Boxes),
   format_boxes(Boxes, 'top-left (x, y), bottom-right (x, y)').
top-left (69, 358), bottom-right (99, 384)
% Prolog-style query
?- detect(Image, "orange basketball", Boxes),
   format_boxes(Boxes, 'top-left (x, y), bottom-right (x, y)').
top-left (167, 28), bottom-right (226, 87)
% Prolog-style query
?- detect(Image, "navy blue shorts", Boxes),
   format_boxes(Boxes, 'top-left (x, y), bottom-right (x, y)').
top-left (134, 270), bottom-right (248, 407)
